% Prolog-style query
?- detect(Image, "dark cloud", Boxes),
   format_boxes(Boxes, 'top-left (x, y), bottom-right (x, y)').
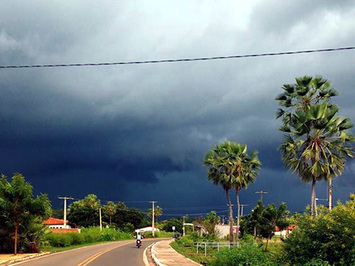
top-left (1, 1), bottom-right (355, 214)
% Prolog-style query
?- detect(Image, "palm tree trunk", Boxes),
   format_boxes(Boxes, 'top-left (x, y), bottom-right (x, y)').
top-left (311, 177), bottom-right (317, 217)
top-left (225, 189), bottom-right (234, 243)
top-left (328, 179), bottom-right (332, 210)
top-left (235, 188), bottom-right (240, 243)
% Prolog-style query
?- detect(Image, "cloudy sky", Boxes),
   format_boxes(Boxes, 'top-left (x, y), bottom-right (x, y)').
top-left (1, 1), bottom-right (355, 217)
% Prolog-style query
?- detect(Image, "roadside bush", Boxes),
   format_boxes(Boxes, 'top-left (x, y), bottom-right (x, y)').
top-left (44, 227), bottom-right (131, 247)
top-left (45, 233), bottom-right (73, 247)
top-left (210, 241), bottom-right (274, 266)
top-left (281, 194), bottom-right (355, 266)
top-left (175, 235), bottom-right (194, 247)
top-left (70, 233), bottom-right (85, 245)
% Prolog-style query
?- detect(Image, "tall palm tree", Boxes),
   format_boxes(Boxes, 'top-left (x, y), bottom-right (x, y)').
top-left (227, 143), bottom-right (261, 243)
top-left (204, 141), bottom-right (261, 242)
top-left (204, 141), bottom-right (235, 243)
top-left (276, 76), bottom-right (354, 216)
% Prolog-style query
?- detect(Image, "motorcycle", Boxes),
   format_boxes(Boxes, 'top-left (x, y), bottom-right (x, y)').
top-left (136, 239), bottom-right (142, 248)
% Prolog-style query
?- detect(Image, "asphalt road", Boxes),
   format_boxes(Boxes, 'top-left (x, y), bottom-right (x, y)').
top-left (13, 239), bottom-right (156, 266)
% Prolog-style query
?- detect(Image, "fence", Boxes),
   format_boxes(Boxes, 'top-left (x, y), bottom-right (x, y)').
top-left (194, 242), bottom-right (240, 256)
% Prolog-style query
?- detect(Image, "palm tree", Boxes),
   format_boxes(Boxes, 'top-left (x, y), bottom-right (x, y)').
top-left (227, 143), bottom-right (261, 243)
top-left (276, 76), bottom-right (354, 215)
top-left (103, 201), bottom-right (116, 225)
top-left (204, 141), bottom-right (235, 243)
top-left (147, 206), bottom-right (163, 222)
top-left (204, 141), bottom-right (261, 242)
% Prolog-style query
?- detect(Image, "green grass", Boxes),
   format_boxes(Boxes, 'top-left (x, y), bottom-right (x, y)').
top-left (170, 236), bottom-right (284, 265)
top-left (170, 241), bottom-right (215, 265)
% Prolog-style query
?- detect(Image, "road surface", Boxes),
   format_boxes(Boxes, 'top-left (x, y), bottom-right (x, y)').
top-left (13, 239), bottom-right (156, 266)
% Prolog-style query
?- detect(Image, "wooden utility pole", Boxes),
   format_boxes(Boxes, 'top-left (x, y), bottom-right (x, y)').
top-left (58, 196), bottom-right (73, 228)
top-left (150, 201), bottom-right (157, 236)
top-left (255, 191), bottom-right (268, 203)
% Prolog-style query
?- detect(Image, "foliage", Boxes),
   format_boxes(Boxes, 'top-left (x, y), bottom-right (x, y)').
top-left (204, 141), bottom-right (261, 242)
top-left (0, 173), bottom-right (51, 254)
top-left (202, 211), bottom-right (220, 236)
top-left (240, 201), bottom-right (289, 251)
top-left (240, 200), bottom-right (264, 238)
top-left (276, 76), bottom-right (354, 216)
top-left (259, 202), bottom-right (289, 251)
top-left (123, 222), bottom-right (135, 233)
top-left (175, 235), bottom-right (195, 247)
top-left (210, 239), bottom-right (274, 266)
top-left (281, 194), bottom-right (355, 265)
top-left (102, 201), bottom-right (116, 225)
top-left (51, 208), bottom-right (64, 219)
top-left (147, 205), bottom-right (163, 221)
top-left (67, 194), bottom-right (100, 228)
top-left (112, 202), bottom-right (149, 230)
top-left (44, 227), bottom-right (131, 247)
top-left (161, 218), bottom-right (183, 234)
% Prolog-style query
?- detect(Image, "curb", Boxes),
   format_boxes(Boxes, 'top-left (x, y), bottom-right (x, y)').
top-left (0, 252), bottom-right (50, 265)
top-left (151, 242), bottom-right (164, 266)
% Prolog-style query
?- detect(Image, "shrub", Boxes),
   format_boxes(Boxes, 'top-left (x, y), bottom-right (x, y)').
top-left (44, 227), bottom-right (131, 248)
top-left (281, 194), bottom-right (355, 266)
top-left (45, 233), bottom-right (72, 247)
top-left (210, 241), bottom-right (274, 266)
top-left (175, 235), bottom-right (195, 247)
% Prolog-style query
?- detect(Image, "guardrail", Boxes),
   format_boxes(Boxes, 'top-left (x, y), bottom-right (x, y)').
top-left (194, 242), bottom-right (240, 256)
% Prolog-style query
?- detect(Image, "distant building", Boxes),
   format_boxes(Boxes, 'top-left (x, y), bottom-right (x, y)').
top-left (44, 217), bottom-right (80, 233)
top-left (274, 224), bottom-right (297, 237)
top-left (135, 227), bottom-right (160, 233)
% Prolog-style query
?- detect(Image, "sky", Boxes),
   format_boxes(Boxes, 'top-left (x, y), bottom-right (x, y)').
top-left (1, 0), bottom-right (355, 218)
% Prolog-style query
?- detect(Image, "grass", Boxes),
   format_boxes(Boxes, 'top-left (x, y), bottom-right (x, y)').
top-left (170, 241), bottom-right (216, 265)
top-left (170, 235), bottom-right (285, 265)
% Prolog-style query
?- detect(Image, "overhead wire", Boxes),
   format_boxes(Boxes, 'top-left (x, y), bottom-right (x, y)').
top-left (0, 46), bottom-right (354, 69)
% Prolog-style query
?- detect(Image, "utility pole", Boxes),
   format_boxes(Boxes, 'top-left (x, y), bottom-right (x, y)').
top-left (239, 204), bottom-right (249, 217)
top-left (255, 191), bottom-right (268, 203)
top-left (150, 201), bottom-right (157, 236)
top-left (58, 196), bottom-right (73, 229)
top-left (182, 216), bottom-right (186, 236)
top-left (99, 207), bottom-right (102, 231)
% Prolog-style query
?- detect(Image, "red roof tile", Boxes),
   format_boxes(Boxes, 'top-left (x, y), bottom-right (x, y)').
top-left (44, 217), bottom-right (67, 225)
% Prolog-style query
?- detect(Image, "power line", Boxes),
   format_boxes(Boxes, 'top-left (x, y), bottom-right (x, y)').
top-left (1, 46), bottom-right (354, 69)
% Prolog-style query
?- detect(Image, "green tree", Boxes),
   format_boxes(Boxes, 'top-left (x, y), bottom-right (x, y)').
top-left (240, 200), bottom-right (264, 239)
top-left (103, 201), bottom-right (116, 226)
top-left (67, 194), bottom-right (100, 227)
top-left (282, 194), bottom-right (355, 265)
top-left (161, 218), bottom-right (183, 234)
top-left (259, 202), bottom-right (289, 251)
top-left (276, 76), bottom-right (354, 216)
top-left (0, 173), bottom-right (51, 254)
top-left (203, 211), bottom-right (220, 236)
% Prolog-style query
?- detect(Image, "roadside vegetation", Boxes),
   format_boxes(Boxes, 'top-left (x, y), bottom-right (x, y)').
top-left (171, 195), bottom-right (355, 265)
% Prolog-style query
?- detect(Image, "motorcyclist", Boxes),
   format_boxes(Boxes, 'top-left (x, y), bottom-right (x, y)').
top-left (136, 233), bottom-right (142, 248)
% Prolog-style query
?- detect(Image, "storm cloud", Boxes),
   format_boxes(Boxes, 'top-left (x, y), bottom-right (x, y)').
top-left (1, 0), bottom-right (355, 215)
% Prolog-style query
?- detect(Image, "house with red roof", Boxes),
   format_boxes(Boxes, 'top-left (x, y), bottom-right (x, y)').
top-left (44, 217), bottom-right (80, 233)
top-left (274, 224), bottom-right (297, 237)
